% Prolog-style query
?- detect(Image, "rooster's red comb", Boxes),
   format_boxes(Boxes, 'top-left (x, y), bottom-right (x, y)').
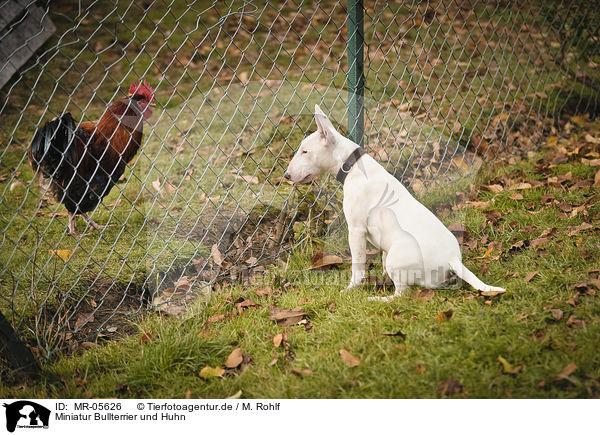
top-left (128, 79), bottom-right (154, 100)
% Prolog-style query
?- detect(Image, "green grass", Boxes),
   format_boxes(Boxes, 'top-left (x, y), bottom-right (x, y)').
top-left (1, 0), bottom-right (598, 397)
top-left (2, 117), bottom-right (599, 398)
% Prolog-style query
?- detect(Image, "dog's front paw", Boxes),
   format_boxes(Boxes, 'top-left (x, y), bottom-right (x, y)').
top-left (368, 295), bottom-right (395, 302)
top-left (343, 279), bottom-right (363, 292)
top-left (341, 284), bottom-right (356, 293)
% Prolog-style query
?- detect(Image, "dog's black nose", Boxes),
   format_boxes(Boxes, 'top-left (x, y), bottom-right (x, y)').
top-left (284, 172), bottom-right (291, 180)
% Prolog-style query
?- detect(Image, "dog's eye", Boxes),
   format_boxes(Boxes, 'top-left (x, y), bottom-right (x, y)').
top-left (301, 150), bottom-right (308, 154)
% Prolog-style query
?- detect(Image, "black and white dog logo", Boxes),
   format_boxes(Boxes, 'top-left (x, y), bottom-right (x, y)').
top-left (3, 401), bottom-right (50, 432)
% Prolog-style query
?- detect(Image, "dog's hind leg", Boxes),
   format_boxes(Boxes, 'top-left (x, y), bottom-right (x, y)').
top-left (368, 244), bottom-right (418, 302)
top-left (381, 251), bottom-right (388, 276)
top-left (368, 280), bottom-right (407, 302)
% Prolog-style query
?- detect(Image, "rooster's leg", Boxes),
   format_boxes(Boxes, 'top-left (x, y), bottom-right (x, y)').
top-left (68, 213), bottom-right (78, 235)
top-left (82, 213), bottom-right (105, 231)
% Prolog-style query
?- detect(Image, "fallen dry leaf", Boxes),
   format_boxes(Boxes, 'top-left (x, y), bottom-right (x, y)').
top-left (309, 252), bottom-right (343, 269)
top-left (575, 279), bottom-right (599, 296)
top-left (413, 288), bottom-right (435, 300)
top-left (411, 178), bottom-right (426, 195)
top-left (569, 179), bottom-right (594, 190)
top-left (530, 237), bottom-right (550, 248)
top-left (291, 368), bottom-right (313, 377)
top-left (593, 168), bottom-right (600, 186)
top-left (508, 182), bottom-right (533, 190)
top-left (174, 275), bottom-right (194, 290)
top-left (485, 184), bottom-right (504, 193)
top-left (473, 247), bottom-right (494, 260)
top-left (76, 341), bottom-right (98, 351)
top-left (452, 157), bottom-right (470, 174)
top-left (269, 306), bottom-right (307, 326)
top-left (524, 271), bottom-right (539, 282)
top-left (414, 364), bottom-right (426, 374)
top-left (140, 332), bottom-right (153, 344)
top-left (237, 353), bottom-right (253, 374)
top-left (435, 309), bottom-right (454, 323)
top-left (466, 200), bottom-right (491, 209)
top-left (49, 249), bottom-right (72, 262)
top-left (239, 71), bottom-right (249, 85)
top-left (437, 379), bottom-right (462, 396)
top-left (447, 223), bottom-right (465, 243)
top-left (245, 256), bottom-right (258, 265)
top-left (211, 244), bottom-right (223, 266)
top-left (509, 239), bottom-right (529, 253)
top-left (382, 330), bottom-right (407, 339)
top-left (235, 298), bottom-right (258, 310)
top-left (207, 313), bottom-right (227, 324)
top-left (567, 222), bottom-right (593, 236)
top-left (539, 227), bottom-right (558, 238)
top-left (235, 174), bottom-right (259, 184)
top-left (582, 158), bottom-right (600, 166)
top-left (447, 222), bottom-right (465, 233)
top-left (533, 329), bottom-right (545, 343)
top-left (566, 293), bottom-right (580, 307)
top-left (484, 210), bottom-right (503, 225)
top-left (199, 366), bottom-right (225, 379)
top-left (550, 308), bottom-right (563, 320)
top-left (566, 315), bottom-right (584, 329)
top-left (497, 355), bottom-right (514, 373)
top-left (552, 362), bottom-right (577, 381)
top-left (273, 333), bottom-right (283, 348)
top-left (255, 287), bottom-right (271, 297)
top-left (226, 390), bottom-right (243, 399)
top-left (557, 201), bottom-right (573, 213)
top-left (225, 348), bottom-right (244, 368)
top-left (74, 313), bottom-right (94, 330)
top-left (151, 178), bottom-right (161, 193)
top-left (339, 349), bottom-right (361, 367)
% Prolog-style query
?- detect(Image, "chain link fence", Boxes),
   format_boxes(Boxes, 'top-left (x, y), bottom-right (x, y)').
top-left (0, 0), bottom-right (598, 376)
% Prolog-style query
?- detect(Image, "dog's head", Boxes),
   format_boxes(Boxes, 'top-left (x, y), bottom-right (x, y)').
top-left (284, 105), bottom-right (339, 184)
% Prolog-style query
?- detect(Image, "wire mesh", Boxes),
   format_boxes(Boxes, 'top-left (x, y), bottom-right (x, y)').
top-left (0, 0), bottom-right (598, 368)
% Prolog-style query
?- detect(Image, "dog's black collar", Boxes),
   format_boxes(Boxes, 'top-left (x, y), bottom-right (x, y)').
top-left (336, 147), bottom-right (365, 184)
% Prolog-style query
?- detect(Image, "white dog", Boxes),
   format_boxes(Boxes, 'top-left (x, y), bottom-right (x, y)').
top-left (284, 105), bottom-right (506, 301)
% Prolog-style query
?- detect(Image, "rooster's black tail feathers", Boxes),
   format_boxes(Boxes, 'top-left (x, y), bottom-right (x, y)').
top-left (29, 113), bottom-right (78, 177)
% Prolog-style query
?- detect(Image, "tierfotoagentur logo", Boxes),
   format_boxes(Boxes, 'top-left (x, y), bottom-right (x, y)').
top-left (3, 401), bottom-right (50, 433)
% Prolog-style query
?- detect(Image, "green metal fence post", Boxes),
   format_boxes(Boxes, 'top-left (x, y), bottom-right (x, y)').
top-left (347, 0), bottom-right (365, 147)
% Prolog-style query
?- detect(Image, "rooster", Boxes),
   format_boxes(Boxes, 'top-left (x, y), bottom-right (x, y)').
top-left (29, 80), bottom-right (155, 235)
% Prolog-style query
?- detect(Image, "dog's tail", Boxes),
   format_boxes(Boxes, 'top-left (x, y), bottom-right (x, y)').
top-left (449, 259), bottom-right (506, 293)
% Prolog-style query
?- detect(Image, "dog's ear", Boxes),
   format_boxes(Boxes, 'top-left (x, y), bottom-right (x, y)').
top-left (314, 105), bottom-right (336, 147)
